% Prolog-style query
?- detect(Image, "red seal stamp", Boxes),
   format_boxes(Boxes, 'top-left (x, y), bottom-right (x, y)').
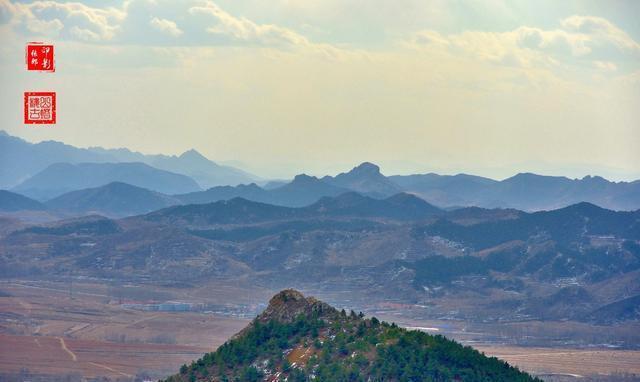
top-left (24, 92), bottom-right (56, 124)
top-left (26, 43), bottom-right (55, 72)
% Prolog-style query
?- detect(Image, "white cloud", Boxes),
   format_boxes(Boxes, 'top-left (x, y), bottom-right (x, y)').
top-left (594, 60), bottom-right (617, 72)
top-left (185, 0), bottom-right (349, 58)
top-left (149, 16), bottom-right (183, 37)
top-left (561, 15), bottom-right (640, 52)
top-left (406, 15), bottom-right (640, 72)
top-left (1, 0), bottom-right (125, 40)
top-left (0, 0), bottom-right (349, 58)
top-left (69, 25), bottom-right (101, 41)
top-left (188, 1), bottom-right (307, 46)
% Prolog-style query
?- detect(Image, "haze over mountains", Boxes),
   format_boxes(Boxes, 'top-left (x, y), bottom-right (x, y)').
top-left (0, 131), bottom-right (258, 190)
top-left (391, 172), bottom-right (640, 211)
top-left (45, 182), bottom-right (181, 217)
top-left (13, 162), bottom-right (200, 200)
top-left (177, 174), bottom-right (350, 208)
top-left (0, 190), bottom-right (45, 212)
top-left (1, 131), bottom-right (640, 217)
top-left (176, 162), bottom-right (640, 213)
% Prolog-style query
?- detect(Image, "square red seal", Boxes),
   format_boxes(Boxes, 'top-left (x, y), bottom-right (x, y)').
top-left (24, 92), bottom-right (56, 124)
top-left (26, 43), bottom-right (55, 72)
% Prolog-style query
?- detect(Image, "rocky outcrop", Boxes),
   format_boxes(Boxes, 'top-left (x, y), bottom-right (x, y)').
top-left (232, 289), bottom-right (337, 339)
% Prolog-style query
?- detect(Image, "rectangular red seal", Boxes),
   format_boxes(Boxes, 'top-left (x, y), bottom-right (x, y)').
top-left (26, 43), bottom-right (55, 72)
top-left (24, 92), bottom-right (56, 124)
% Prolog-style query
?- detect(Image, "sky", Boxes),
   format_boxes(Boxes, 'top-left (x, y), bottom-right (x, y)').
top-left (0, 0), bottom-right (639, 181)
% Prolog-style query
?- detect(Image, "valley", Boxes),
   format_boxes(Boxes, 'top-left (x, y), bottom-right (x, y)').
top-left (1, 278), bottom-right (639, 381)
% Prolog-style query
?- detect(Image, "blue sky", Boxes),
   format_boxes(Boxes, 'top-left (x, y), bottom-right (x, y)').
top-left (0, 0), bottom-right (638, 180)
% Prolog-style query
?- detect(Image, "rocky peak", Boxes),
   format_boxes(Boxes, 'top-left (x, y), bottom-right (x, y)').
top-left (231, 290), bottom-right (337, 340)
top-left (291, 174), bottom-right (320, 184)
top-left (256, 289), bottom-right (337, 324)
top-left (179, 149), bottom-right (211, 163)
top-left (350, 162), bottom-right (381, 175)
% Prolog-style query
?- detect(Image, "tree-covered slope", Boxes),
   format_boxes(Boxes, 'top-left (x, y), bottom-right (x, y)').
top-left (164, 290), bottom-right (540, 382)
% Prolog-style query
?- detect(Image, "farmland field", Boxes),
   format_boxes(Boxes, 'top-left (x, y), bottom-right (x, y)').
top-left (1, 279), bottom-right (639, 381)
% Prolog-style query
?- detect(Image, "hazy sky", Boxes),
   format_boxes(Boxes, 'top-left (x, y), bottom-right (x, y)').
top-left (0, 0), bottom-right (639, 180)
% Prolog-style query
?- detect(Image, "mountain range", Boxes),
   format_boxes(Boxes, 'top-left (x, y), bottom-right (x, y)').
top-left (178, 162), bottom-right (640, 211)
top-left (391, 171), bottom-right (640, 211)
top-left (0, 130), bottom-right (258, 190)
top-left (1, 191), bottom-right (638, 326)
top-left (145, 192), bottom-right (441, 226)
top-left (176, 174), bottom-right (350, 208)
top-left (2, 131), bottom-right (640, 213)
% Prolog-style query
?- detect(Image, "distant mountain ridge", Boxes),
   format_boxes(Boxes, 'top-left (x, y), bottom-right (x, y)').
top-left (392, 171), bottom-right (640, 211)
top-left (45, 182), bottom-right (181, 217)
top-left (0, 131), bottom-right (258, 190)
top-left (13, 162), bottom-right (200, 200)
top-left (308, 192), bottom-right (441, 220)
top-left (0, 190), bottom-right (46, 212)
top-left (174, 163), bottom-right (415, 208)
top-left (145, 149), bottom-right (259, 189)
top-left (181, 162), bottom-right (640, 211)
top-left (145, 192), bottom-right (442, 226)
top-left (176, 174), bottom-right (351, 208)
top-left (2, 131), bottom-right (639, 211)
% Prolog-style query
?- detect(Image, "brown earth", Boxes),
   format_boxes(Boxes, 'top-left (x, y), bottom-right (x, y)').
top-left (1, 279), bottom-right (640, 380)
top-left (0, 279), bottom-right (249, 379)
top-left (0, 333), bottom-right (207, 378)
top-left (476, 345), bottom-right (640, 378)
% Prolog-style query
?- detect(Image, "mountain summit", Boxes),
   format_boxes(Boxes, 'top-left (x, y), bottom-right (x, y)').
top-left (179, 149), bottom-right (209, 161)
top-left (256, 289), bottom-right (337, 324)
top-left (324, 162), bottom-right (401, 198)
top-left (165, 290), bottom-right (539, 382)
top-left (350, 162), bottom-right (381, 175)
top-left (231, 289), bottom-right (338, 340)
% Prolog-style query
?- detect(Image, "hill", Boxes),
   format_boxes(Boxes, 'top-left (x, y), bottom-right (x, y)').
top-left (164, 289), bottom-right (539, 382)
top-left (0, 190), bottom-right (46, 212)
top-left (45, 182), bottom-right (181, 217)
top-left (587, 295), bottom-right (640, 324)
top-left (13, 162), bottom-right (200, 200)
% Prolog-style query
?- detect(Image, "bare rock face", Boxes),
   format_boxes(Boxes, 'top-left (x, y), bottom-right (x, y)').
top-left (232, 289), bottom-right (337, 339)
top-left (256, 289), bottom-right (337, 323)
